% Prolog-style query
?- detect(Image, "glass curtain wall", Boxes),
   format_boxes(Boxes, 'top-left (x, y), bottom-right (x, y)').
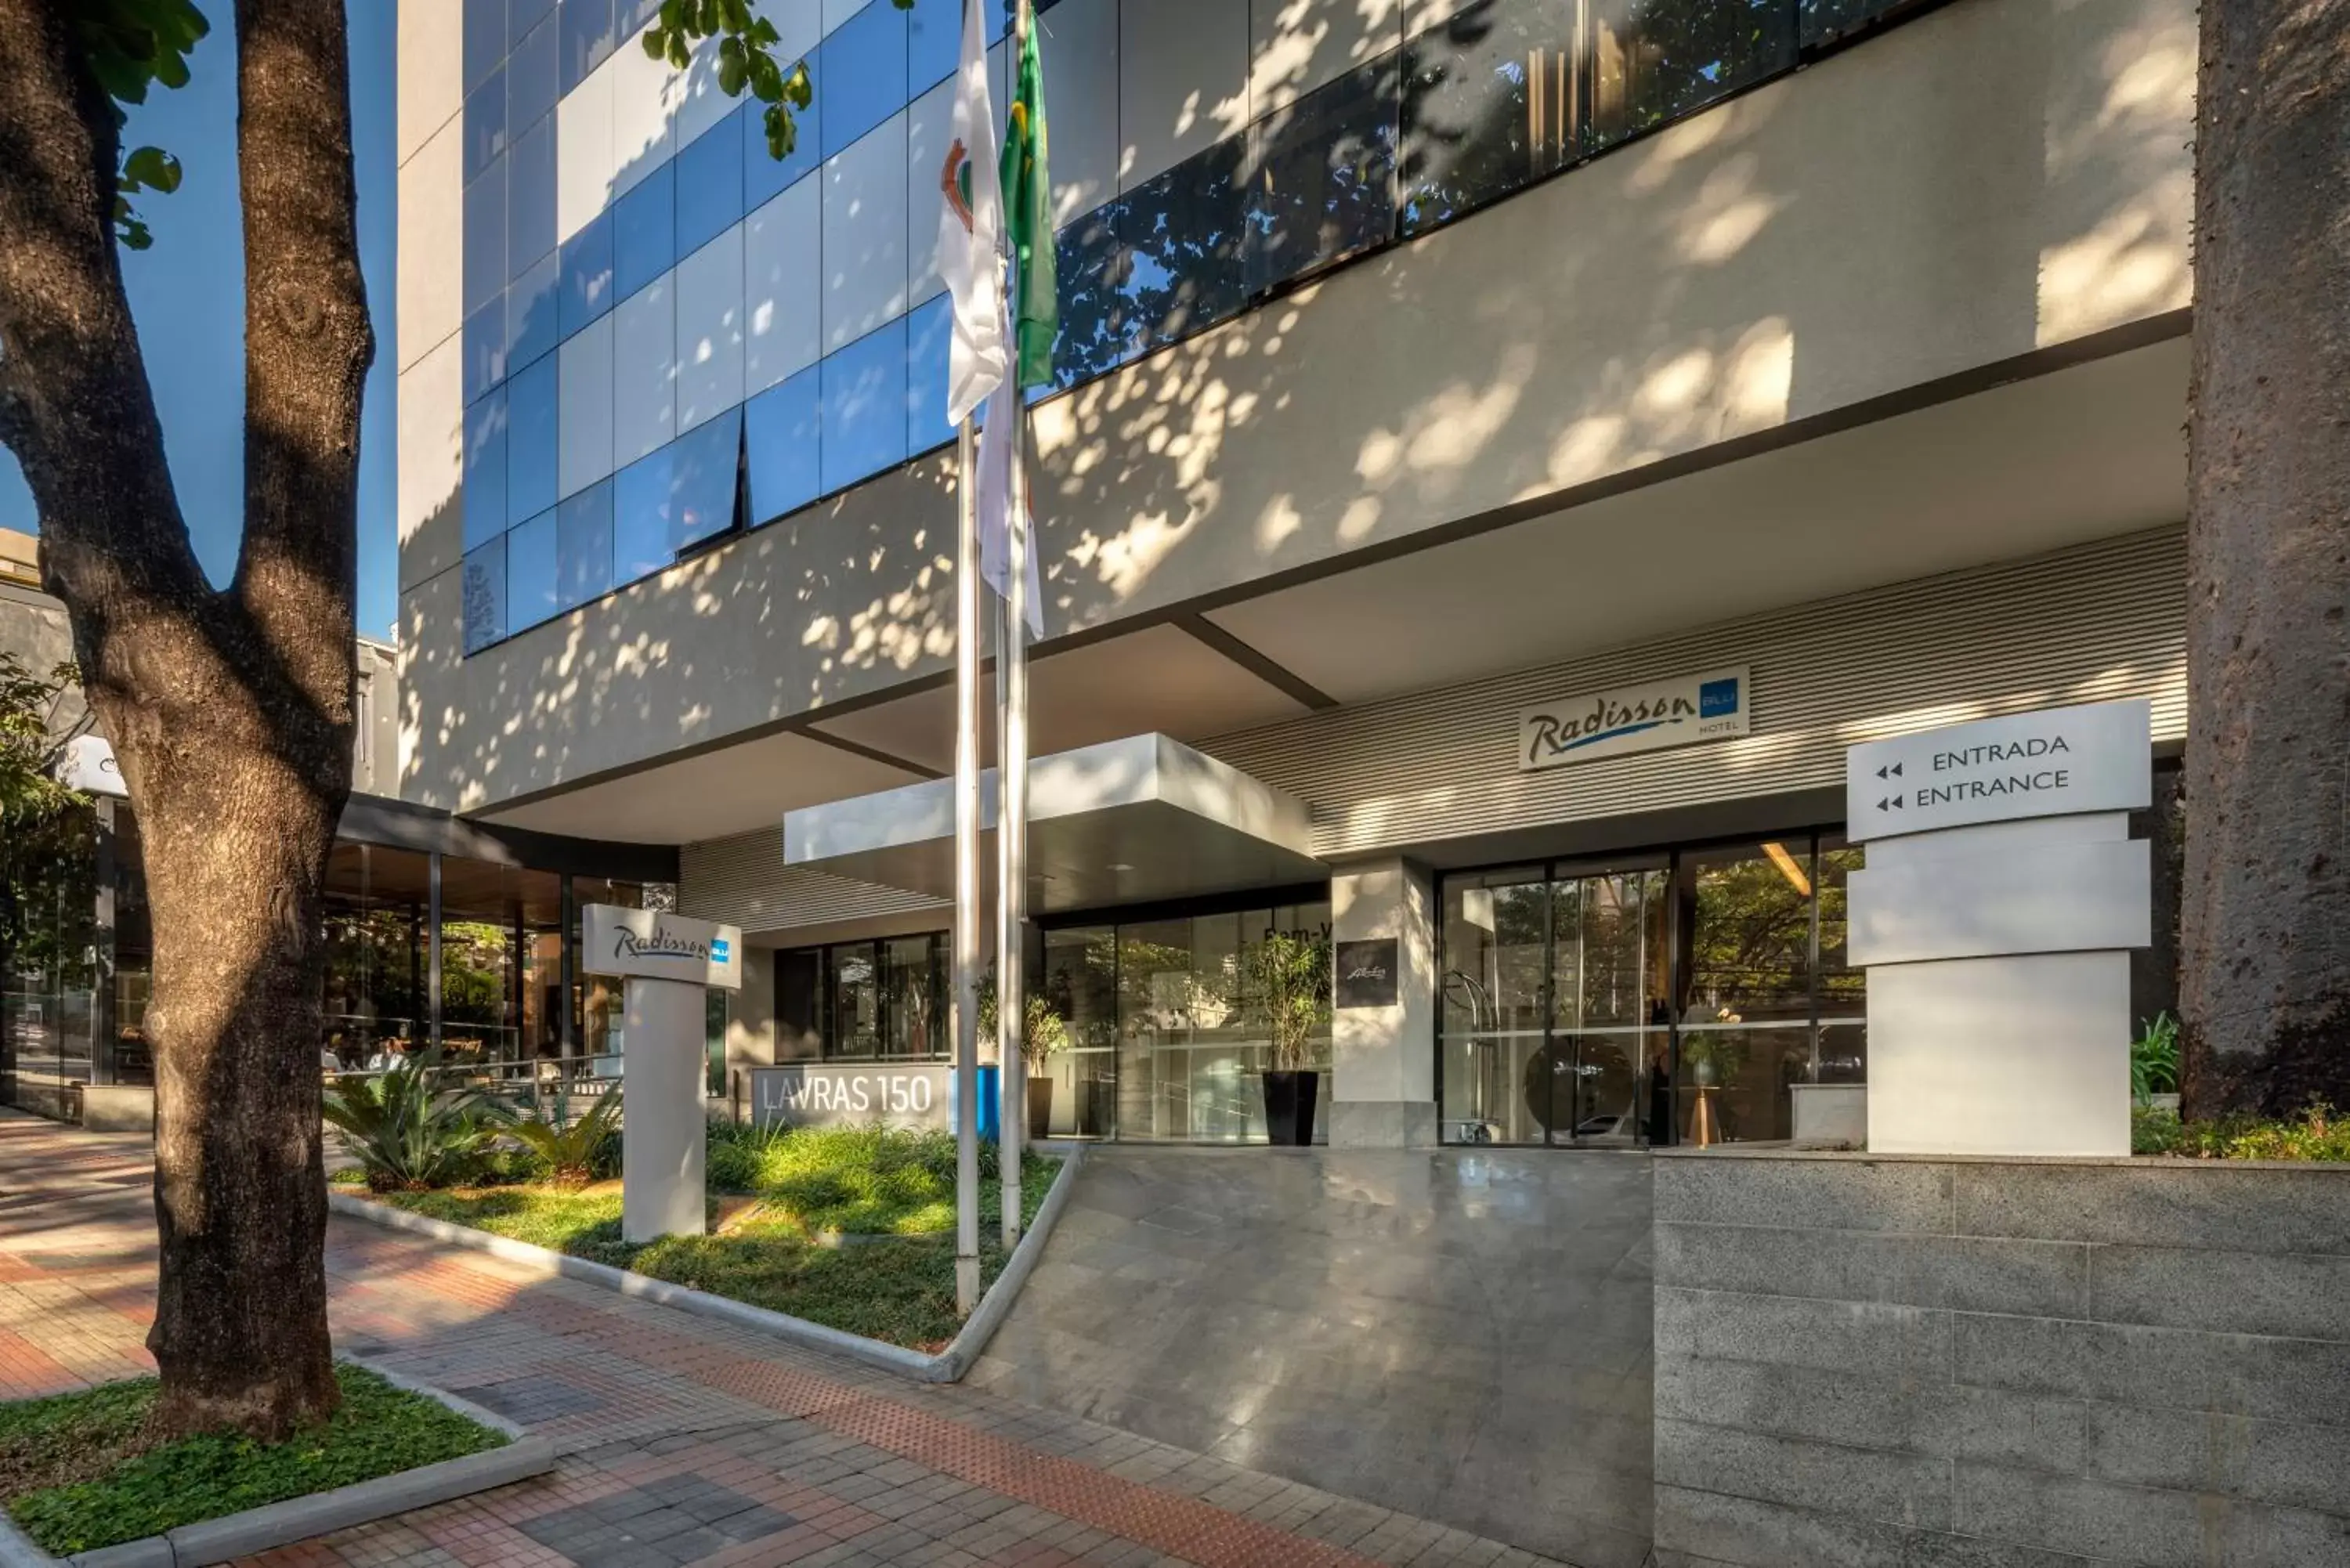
top-left (0, 805), bottom-right (99, 1114)
top-left (1439, 834), bottom-right (1863, 1145)
top-left (772, 933), bottom-right (949, 1062)
top-left (321, 844), bottom-right (433, 1070)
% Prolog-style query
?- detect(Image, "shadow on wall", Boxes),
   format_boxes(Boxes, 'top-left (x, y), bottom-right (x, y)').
top-left (400, 0), bottom-right (2193, 812)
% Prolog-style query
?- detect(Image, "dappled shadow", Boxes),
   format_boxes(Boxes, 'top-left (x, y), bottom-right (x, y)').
top-left (399, 0), bottom-right (2193, 825)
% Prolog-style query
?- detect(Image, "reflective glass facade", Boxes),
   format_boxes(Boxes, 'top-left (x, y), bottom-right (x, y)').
top-left (454, 0), bottom-right (1921, 655)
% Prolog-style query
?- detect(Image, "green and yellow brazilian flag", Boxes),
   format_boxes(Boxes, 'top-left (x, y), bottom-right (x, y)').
top-left (998, 19), bottom-right (1056, 390)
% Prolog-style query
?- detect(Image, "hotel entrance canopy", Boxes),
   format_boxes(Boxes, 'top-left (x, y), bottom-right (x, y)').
top-left (782, 733), bottom-right (1322, 914)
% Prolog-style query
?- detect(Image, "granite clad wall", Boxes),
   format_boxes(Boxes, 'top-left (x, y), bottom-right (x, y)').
top-left (1650, 1151), bottom-right (2350, 1567)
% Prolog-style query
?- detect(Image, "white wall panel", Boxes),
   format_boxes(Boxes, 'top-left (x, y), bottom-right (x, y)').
top-left (397, 333), bottom-right (466, 590)
top-left (397, 0), bottom-right (464, 165)
top-left (1120, 0), bottom-right (1249, 191)
top-left (673, 32), bottom-right (729, 150)
top-left (556, 313), bottom-right (616, 498)
top-left (397, 115), bottom-right (465, 371)
top-left (556, 53), bottom-right (617, 244)
top-left (676, 225), bottom-right (747, 433)
top-left (609, 21), bottom-right (680, 197)
top-left (613, 269), bottom-right (678, 463)
top-left (1250, 0), bottom-right (1403, 116)
top-left (1040, 0), bottom-right (1119, 222)
top-left (904, 74), bottom-right (953, 309)
top-left (745, 177), bottom-right (822, 393)
top-left (822, 112), bottom-right (909, 352)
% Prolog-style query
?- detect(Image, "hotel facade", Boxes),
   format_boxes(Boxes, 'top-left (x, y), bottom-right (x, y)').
top-left (392, 0), bottom-right (2195, 1147)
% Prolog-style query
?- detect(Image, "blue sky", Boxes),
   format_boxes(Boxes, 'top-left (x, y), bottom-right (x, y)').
top-left (0, 1), bottom-right (400, 642)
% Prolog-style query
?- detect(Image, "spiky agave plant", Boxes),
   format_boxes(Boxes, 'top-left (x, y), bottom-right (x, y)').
top-left (321, 1047), bottom-right (512, 1192)
top-left (510, 1088), bottom-right (624, 1190)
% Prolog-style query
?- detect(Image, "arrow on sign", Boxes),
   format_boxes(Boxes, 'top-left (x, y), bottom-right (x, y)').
top-left (1876, 763), bottom-right (1904, 780)
top-left (1877, 796), bottom-right (1907, 811)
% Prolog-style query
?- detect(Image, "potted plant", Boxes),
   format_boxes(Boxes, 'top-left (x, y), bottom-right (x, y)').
top-left (981, 976), bottom-right (1072, 1139)
top-left (1246, 928), bottom-right (1332, 1147)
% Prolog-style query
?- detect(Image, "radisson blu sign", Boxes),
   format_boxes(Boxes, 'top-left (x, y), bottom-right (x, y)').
top-left (1517, 667), bottom-right (1751, 771)
top-left (580, 905), bottom-right (744, 991)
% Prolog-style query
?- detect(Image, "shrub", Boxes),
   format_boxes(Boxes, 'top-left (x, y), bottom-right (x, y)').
top-left (2131, 1102), bottom-right (2350, 1161)
top-left (2130, 1011), bottom-right (2181, 1104)
top-left (321, 1047), bottom-right (510, 1191)
top-left (508, 1089), bottom-right (623, 1189)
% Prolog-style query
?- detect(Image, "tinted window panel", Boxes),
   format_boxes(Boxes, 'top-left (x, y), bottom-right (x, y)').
top-left (613, 159), bottom-right (676, 302)
top-left (745, 367), bottom-right (821, 525)
top-left (464, 0), bottom-right (508, 96)
top-left (1400, 0), bottom-right (1571, 236)
top-left (1800, 0), bottom-right (1900, 46)
top-left (1115, 140), bottom-right (1246, 354)
top-left (1585, 0), bottom-right (1791, 151)
top-left (465, 68), bottom-right (508, 184)
top-left (1245, 52), bottom-right (1399, 297)
top-left (819, 317), bottom-right (908, 494)
top-left (462, 538), bottom-right (508, 653)
top-left (509, 15), bottom-right (559, 132)
top-left (506, 352), bottom-right (560, 524)
top-left (508, 110), bottom-right (558, 277)
top-left (462, 157), bottom-right (508, 316)
top-left (675, 116), bottom-right (745, 259)
top-left (506, 507), bottom-right (562, 631)
top-left (909, 0), bottom-right (1003, 92)
top-left (559, 208), bottom-right (616, 338)
top-left (1052, 202), bottom-right (1133, 388)
top-left (462, 389), bottom-right (510, 549)
top-left (613, 444), bottom-right (673, 583)
top-left (671, 406), bottom-right (743, 551)
top-left (557, 479), bottom-right (616, 607)
top-left (559, 0), bottom-right (616, 92)
top-left (508, 248), bottom-right (562, 370)
top-left (745, 86), bottom-right (821, 210)
top-left (512, 0), bottom-right (558, 45)
top-left (464, 297), bottom-right (509, 403)
top-left (819, 0), bottom-right (909, 157)
top-left (902, 294), bottom-right (953, 457)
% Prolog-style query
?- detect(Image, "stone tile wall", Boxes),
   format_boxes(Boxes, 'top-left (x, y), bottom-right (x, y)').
top-left (1650, 1149), bottom-right (2350, 1567)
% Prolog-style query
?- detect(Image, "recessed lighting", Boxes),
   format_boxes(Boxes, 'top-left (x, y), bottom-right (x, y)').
top-left (1107, 862), bottom-right (1135, 873)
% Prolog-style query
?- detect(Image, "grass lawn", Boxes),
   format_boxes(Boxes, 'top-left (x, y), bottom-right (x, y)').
top-left (0, 1365), bottom-right (505, 1557)
top-left (368, 1126), bottom-right (1064, 1350)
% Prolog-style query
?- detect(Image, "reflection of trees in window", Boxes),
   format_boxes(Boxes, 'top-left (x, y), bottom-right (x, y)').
top-left (1683, 850), bottom-right (1812, 1017)
top-left (1245, 55), bottom-right (1399, 293)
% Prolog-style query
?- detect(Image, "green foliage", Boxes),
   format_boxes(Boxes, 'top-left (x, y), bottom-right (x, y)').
top-left (320, 1047), bottom-right (512, 1191)
top-left (508, 1089), bottom-right (623, 1188)
top-left (67, 0), bottom-right (208, 249)
top-left (642, 0), bottom-right (913, 162)
top-left (1243, 928), bottom-right (1332, 1071)
top-left (0, 1365), bottom-right (504, 1556)
top-left (2131, 1103), bottom-right (2350, 1161)
top-left (2129, 1011), bottom-right (2181, 1104)
top-left (1679, 1029), bottom-right (1748, 1088)
top-left (978, 973), bottom-right (1071, 1071)
top-left (702, 1120), bottom-right (1055, 1233)
top-left (379, 1184), bottom-right (1018, 1349)
top-left (0, 654), bottom-right (81, 826)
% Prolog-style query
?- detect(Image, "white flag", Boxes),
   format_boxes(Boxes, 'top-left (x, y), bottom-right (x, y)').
top-left (977, 352), bottom-right (1044, 638)
top-left (935, 0), bottom-right (1006, 426)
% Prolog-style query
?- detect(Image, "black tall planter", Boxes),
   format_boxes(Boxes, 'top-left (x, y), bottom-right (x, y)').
top-left (1262, 1070), bottom-right (1320, 1147)
top-left (1026, 1076), bottom-right (1054, 1140)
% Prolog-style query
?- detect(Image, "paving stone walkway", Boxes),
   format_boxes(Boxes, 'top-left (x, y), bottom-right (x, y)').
top-left (0, 1114), bottom-right (1572, 1568)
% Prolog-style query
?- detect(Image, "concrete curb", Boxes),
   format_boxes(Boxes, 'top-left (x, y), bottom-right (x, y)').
top-left (0, 1362), bottom-right (555, 1568)
top-left (328, 1142), bottom-right (1088, 1384)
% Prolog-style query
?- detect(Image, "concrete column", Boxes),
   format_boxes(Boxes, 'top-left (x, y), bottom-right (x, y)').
top-left (622, 976), bottom-right (707, 1241)
top-left (1329, 858), bottom-right (1438, 1147)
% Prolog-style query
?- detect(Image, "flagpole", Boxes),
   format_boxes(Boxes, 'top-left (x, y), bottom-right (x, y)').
top-left (996, 0), bottom-right (1037, 1253)
top-left (953, 413), bottom-right (983, 1316)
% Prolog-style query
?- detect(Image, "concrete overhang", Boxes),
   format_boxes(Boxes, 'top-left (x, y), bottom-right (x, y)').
top-left (783, 732), bottom-right (1322, 914)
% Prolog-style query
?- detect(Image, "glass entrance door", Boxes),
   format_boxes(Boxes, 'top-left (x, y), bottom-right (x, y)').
top-left (1440, 861), bottom-right (1668, 1146)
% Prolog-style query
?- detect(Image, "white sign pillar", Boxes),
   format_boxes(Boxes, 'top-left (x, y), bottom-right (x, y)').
top-left (1846, 700), bottom-right (2153, 1157)
top-left (580, 905), bottom-right (744, 1243)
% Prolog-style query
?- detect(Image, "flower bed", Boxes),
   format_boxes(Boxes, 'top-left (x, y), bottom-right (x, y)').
top-left (2131, 1103), bottom-right (2350, 1160)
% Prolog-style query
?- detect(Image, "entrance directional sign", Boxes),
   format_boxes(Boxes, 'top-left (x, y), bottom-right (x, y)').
top-left (1845, 699), bottom-right (2151, 841)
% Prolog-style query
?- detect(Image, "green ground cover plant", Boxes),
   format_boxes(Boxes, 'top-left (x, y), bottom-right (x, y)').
top-left (0, 1365), bottom-right (504, 1556)
top-left (372, 1125), bottom-right (1061, 1348)
top-left (2131, 1103), bottom-right (2350, 1160)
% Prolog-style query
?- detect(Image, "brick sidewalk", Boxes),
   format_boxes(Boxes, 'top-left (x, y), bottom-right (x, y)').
top-left (0, 1115), bottom-right (1569, 1568)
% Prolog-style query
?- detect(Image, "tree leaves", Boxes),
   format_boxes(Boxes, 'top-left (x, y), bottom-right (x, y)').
top-left (643, 0), bottom-right (915, 164)
top-left (68, 0), bottom-right (209, 249)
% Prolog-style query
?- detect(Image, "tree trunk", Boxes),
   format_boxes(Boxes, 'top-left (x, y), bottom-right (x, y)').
top-left (2180, 0), bottom-right (2350, 1119)
top-left (0, 0), bottom-right (370, 1439)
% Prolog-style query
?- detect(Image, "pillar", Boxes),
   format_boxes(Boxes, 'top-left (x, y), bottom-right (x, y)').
top-left (1329, 858), bottom-right (1437, 1147)
top-left (622, 976), bottom-right (708, 1241)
